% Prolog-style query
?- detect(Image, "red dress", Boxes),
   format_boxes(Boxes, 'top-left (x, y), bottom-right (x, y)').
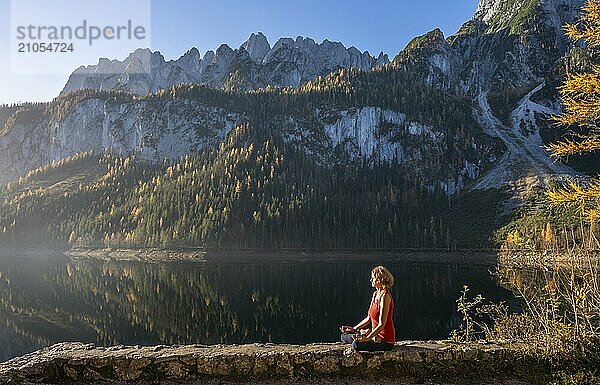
top-left (368, 290), bottom-right (395, 344)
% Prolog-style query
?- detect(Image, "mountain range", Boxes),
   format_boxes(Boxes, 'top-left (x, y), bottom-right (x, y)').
top-left (0, 0), bottom-right (589, 249)
top-left (60, 32), bottom-right (389, 95)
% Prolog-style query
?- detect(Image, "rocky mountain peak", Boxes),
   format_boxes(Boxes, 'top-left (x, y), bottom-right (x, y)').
top-left (295, 36), bottom-right (317, 47)
top-left (472, 0), bottom-right (583, 33)
top-left (126, 48), bottom-right (165, 67)
top-left (127, 47), bottom-right (153, 60)
top-left (203, 50), bottom-right (215, 63)
top-left (271, 37), bottom-right (295, 52)
top-left (181, 47), bottom-right (201, 62)
top-left (414, 28), bottom-right (446, 50)
top-left (215, 44), bottom-right (234, 57)
top-left (473, 0), bottom-right (515, 23)
top-left (94, 58), bottom-right (125, 74)
top-left (375, 52), bottom-right (389, 66)
top-left (394, 28), bottom-right (449, 63)
top-left (175, 47), bottom-right (201, 72)
top-left (239, 32), bottom-right (271, 63)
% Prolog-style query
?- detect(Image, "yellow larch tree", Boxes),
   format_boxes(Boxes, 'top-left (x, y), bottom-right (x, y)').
top-left (548, 0), bottom-right (600, 222)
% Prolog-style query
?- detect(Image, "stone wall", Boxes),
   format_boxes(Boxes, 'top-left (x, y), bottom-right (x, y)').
top-left (0, 340), bottom-right (545, 384)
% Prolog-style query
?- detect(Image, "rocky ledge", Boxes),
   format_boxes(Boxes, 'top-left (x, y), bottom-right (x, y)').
top-left (0, 341), bottom-right (547, 384)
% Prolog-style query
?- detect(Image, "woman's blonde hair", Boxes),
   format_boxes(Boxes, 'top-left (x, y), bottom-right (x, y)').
top-left (372, 266), bottom-right (394, 289)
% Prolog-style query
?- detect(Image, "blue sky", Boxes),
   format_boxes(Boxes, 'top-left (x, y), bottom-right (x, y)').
top-left (0, 0), bottom-right (479, 105)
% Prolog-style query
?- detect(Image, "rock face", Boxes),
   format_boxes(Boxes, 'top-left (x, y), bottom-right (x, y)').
top-left (61, 32), bottom-right (390, 96)
top-left (0, 101), bottom-right (501, 194)
top-left (280, 107), bottom-right (499, 194)
top-left (0, 98), bottom-right (244, 179)
top-left (390, 0), bottom-right (584, 189)
top-left (472, 83), bottom-right (575, 189)
top-left (396, 0), bottom-right (584, 95)
top-left (240, 32), bottom-right (271, 62)
top-left (0, 341), bottom-right (545, 384)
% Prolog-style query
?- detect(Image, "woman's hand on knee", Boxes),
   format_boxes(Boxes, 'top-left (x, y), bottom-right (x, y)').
top-left (339, 325), bottom-right (355, 333)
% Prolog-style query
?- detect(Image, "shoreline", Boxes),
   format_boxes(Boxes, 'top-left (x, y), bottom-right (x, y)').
top-left (65, 248), bottom-right (500, 265)
top-left (498, 249), bottom-right (600, 268)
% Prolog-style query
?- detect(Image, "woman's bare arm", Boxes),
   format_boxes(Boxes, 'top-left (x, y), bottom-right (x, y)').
top-left (340, 315), bottom-right (370, 332)
top-left (354, 315), bottom-right (371, 330)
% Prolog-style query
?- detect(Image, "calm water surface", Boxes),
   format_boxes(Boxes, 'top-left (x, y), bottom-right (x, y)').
top-left (0, 251), bottom-right (517, 362)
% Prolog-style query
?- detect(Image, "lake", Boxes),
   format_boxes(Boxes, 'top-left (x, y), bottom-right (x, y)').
top-left (0, 251), bottom-right (517, 362)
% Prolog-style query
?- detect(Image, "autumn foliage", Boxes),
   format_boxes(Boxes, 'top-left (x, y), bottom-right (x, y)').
top-left (548, 0), bottom-right (600, 224)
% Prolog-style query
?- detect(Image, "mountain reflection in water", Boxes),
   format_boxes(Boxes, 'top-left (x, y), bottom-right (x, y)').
top-left (0, 252), bottom-right (516, 361)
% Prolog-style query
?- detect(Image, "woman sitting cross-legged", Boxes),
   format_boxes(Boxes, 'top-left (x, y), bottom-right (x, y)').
top-left (339, 265), bottom-right (395, 351)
